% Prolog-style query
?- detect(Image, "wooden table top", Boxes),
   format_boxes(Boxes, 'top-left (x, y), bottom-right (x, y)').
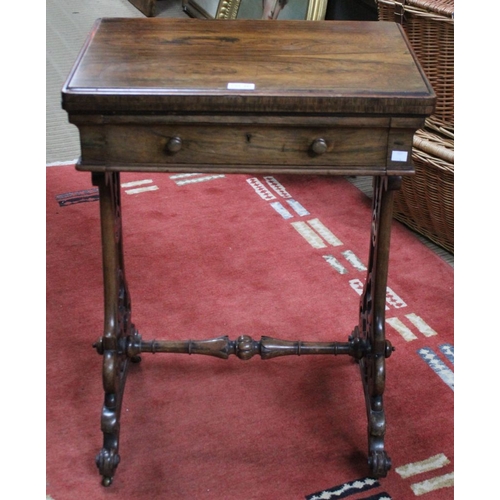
top-left (62, 18), bottom-right (435, 116)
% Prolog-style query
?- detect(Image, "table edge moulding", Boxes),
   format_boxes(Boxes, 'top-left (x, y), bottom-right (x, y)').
top-left (61, 17), bottom-right (435, 487)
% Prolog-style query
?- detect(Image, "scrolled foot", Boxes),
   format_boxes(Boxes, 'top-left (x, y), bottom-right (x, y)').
top-left (102, 476), bottom-right (113, 487)
top-left (96, 448), bottom-right (120, 486)
top-left (368, 450), bottom-right (391, 478)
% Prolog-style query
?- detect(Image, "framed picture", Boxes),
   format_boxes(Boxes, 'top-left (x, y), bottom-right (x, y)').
top-left (182, 0), bottom-right (328, 21)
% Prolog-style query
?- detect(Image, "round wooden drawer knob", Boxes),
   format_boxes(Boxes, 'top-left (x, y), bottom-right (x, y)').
top-left (311, 138), bottom-right (328, 155)
top-left (166, 136), bottom-right (182, 153)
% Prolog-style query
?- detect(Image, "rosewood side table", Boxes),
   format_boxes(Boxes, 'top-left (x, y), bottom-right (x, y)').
top-left (62, 18), bottom-right (435, 487)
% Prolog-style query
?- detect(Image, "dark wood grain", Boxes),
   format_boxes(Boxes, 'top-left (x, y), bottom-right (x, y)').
top-left (62, 19), bottom-right (434, 175)
top-left (77, 123), bottom-right (389, 167)
top-left (62, 18), bottom-right (435, 115)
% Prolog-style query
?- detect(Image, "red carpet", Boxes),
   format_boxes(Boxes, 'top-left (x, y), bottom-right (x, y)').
top-left (46, 165), bottom-right (453, 499)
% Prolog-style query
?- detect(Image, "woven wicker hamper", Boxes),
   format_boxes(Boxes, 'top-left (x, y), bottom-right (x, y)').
top-left (395, 130), bottom-right (454, 253)
top-left (376, 0), bottom-right (454, 138)
top-left (376, 0), bottom-right (454, 252)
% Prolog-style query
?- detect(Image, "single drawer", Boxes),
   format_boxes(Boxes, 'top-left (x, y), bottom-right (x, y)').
top-left (79, 123), bottom-right (391, 170)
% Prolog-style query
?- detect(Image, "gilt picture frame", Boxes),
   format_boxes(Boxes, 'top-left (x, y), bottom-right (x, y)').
top-left (182, 0), bottom-right (328, 21)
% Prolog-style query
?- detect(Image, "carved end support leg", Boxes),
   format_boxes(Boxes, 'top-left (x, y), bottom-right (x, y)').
top-left (92, 172), bottom-right (136, 486)
top-left (356, 176), bottom-right (401, 478)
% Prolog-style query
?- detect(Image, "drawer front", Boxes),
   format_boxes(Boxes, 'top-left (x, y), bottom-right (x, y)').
top-left (80, 124), bottom-right (390, 169)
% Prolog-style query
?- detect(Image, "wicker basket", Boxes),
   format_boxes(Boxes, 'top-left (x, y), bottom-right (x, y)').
top-left (377, 0), bottom-right (454, 138)
top-left (394, 128), bottom-right (454, 253)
